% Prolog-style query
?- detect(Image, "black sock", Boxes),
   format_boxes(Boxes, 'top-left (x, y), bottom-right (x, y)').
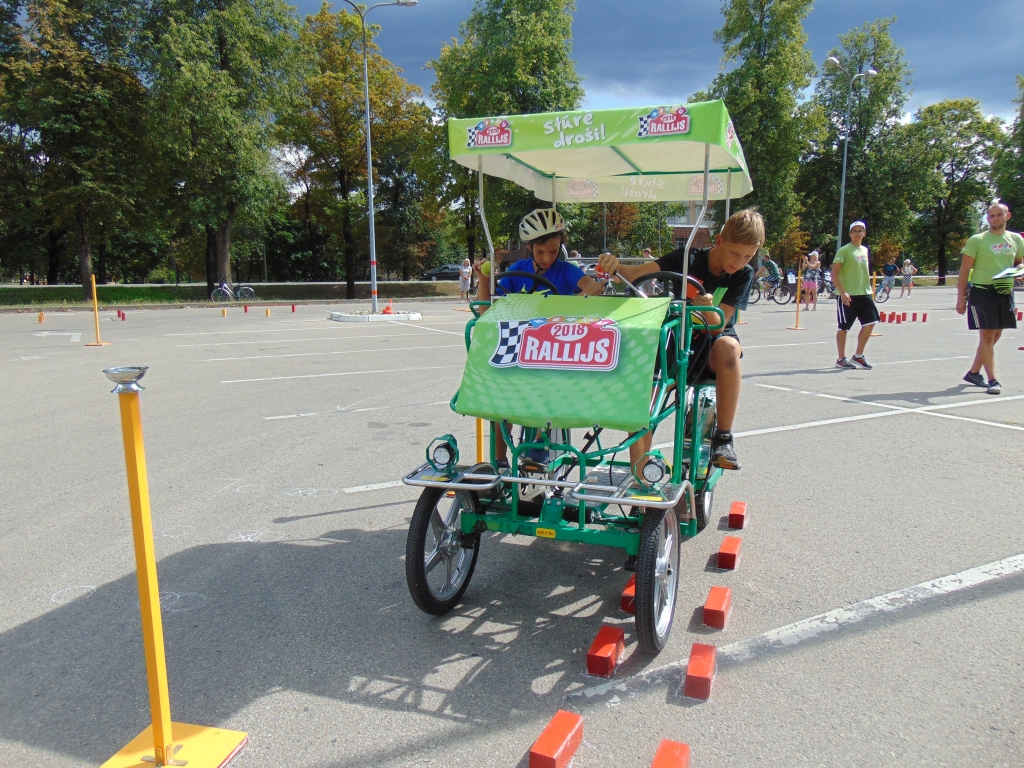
top-left (713, 429), bottom-right (732, 444)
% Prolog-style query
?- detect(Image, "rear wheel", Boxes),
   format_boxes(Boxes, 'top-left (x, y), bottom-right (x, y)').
top-left (210, 287), bottom-right (231, 302)
top-left (237, 286), bottom-right (256, 300)
top-left (406, 487), bottom-right (479, 615)
top-left (747, 283), bottom-right (761, 304)
top-left (635, 505), bottom-right (681, 654)
top-left (771, 283), bottom-right (792, 304)
top-left (875, 287), bottom-right (889, 303)
top-left (695, 485), bottom-right (714, 532)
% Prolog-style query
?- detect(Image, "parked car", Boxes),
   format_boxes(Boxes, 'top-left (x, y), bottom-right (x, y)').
top-left (420, 264), bottom-right (463, 281)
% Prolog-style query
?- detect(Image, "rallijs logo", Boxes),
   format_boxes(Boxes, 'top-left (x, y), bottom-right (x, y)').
top-left (490, 316), bottom-right (620, 371)
top-left (468, 118), bottom-right (511, 148)
top-left (638, 106), bottom-right (690, 138)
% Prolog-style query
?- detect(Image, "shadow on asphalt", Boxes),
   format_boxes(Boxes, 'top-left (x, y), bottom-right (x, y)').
top-left (0, 522), bottom-right (712, 765)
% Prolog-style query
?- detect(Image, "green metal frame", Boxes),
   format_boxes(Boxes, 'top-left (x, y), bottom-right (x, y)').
top-left (442, 296), bottom-right (725, 550)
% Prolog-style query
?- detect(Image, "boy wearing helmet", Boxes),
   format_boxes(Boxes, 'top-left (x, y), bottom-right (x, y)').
top-left (475, 208), bottom-right (605, 301)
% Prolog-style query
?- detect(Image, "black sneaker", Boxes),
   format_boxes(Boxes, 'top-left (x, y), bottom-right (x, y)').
top-left (963, 371), bottom-right (986, 387)
top-left (711, 438), bottom-right (741, 470)
top-left (851, 354), bottom-right (872, 370)
top-left (495, 459), bottom-right (510, 471)
top-left (835, 357), bottom-right (857, 369)
top-left (987, 379), bottom-right (1002, 395)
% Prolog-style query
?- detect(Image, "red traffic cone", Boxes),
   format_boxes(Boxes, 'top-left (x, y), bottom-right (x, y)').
top-left (382, 298), bottom-right (394, 315)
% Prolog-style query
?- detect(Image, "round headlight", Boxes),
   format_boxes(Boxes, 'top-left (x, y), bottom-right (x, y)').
top-left (641, 459), bottom-right (666, 485)
top-left (432, 443), bottom-right (454, 467)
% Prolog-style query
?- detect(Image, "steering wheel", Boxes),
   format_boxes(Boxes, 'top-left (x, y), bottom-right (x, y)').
top-left (622, 271), bottom-right (706, 298)
top-left (493, 270), bottom-right (560, 296)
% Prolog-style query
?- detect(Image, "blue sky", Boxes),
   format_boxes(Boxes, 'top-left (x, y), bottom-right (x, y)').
top-left (295, 0), bottom-right (1024, 119)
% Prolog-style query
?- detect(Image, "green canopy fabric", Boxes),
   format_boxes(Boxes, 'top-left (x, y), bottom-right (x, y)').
top-left (448, 99), bottom-right (751, 203)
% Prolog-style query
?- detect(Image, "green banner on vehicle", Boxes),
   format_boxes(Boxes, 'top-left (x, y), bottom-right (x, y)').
top-left (455, 295), bottom-right (670, 432)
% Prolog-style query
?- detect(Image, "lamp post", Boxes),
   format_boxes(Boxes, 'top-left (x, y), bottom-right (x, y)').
top-left (824, 57), bottom-right (877, 256)
top-left (338, 0), bottom-right (418, 313)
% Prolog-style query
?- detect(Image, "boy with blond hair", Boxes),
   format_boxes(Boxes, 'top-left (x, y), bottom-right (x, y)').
top-left (598, 208), bottom-right (764, 471)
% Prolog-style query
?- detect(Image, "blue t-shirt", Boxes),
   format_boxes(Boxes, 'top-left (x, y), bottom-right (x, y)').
top-left (498, 258), bottom-right (585, 296)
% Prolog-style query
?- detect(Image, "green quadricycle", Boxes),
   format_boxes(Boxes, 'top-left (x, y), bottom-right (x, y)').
top-left (402, 100), bottom-right (752, 654)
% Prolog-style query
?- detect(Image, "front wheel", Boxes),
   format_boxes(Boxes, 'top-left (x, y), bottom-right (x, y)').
top-left (210, 287), bottom-right (231, 302)
top-left (406, 487), bottom-right (479, 615)
top-left (747, 284), bottom-right (761, 304)
top-left (772, 284), bottom-right (792, 304)
top-left (237, 286), bottom-right (256, 300)
top-left (635, 505), bottom-right (681, 654)
top-left (875, 287), bottom-right (889, 303)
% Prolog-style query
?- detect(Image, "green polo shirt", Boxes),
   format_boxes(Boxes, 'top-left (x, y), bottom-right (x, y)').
top-left (962, 230), bottom-right (1024, 290)
top-left (834, 243), bottom-right (871, 296)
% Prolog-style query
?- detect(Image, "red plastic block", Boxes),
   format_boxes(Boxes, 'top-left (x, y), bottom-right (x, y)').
top-left (912, 312), bottom-right (918, 321)
top-left (121, 312), bottom-right (126, 321)
top-left (587, 626), bottom-right (625, 677)
top-left (621, 573), bottom-right (636, 614)
top-left (902, 312), bottom-right (907, 321)
top-left (683, 643), bottom-right (717, 700)
top-left (922, 313), bottom-right (928, 322)
top-left (529, 710), bottom-right (583, 768)
top-left (291, 304), bottom-right (296, 312)
top-left (896, 315), bottom-right (902, 324)
top-left (702, 586), bottom-right (732, 630)
top-left (650, 739), bottom-right (691, 768)
top-left (878, 311), bottom-right (886, 322)
top-left (717, 536), bottom-right (742, 570)
top-left (727, 500), bottom-right (747, 529)
top-left (244, 305), bottom-right (248, 313)
top-left (887, 313), bottom-right (895, 323)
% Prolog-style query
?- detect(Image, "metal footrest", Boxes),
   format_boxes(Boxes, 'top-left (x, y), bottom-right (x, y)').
top-left (402, 462), bottom-right (504, 491)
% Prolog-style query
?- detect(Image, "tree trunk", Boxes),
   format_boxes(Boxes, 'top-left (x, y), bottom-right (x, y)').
top-left (75, 205), bottom-right (91, 299)
top-left (205, 226), bottom-right (217, 294)
top-left (937, 240), bottom-right (947, 287)
top-left (97, 236), bottom-right (107, 285)
top-left (215, 202), bottom-right (236, 285)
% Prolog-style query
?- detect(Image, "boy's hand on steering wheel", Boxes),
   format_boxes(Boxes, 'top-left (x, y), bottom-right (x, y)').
top-left (597, 253), bottom-right (619, 275)
top-left (692, 294), bottom-right (713, 307)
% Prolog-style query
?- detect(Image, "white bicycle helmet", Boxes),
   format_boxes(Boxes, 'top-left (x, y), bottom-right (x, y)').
top-left (519, 208), bottom-right (566, 242)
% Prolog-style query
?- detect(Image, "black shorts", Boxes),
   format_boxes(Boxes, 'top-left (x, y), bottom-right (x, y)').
top-left (967, 285), bottom-right (1017, 330)
top-left (836, 294), bottom-right (879, 331)
top-left (687, 329), bottom-right (741, 381)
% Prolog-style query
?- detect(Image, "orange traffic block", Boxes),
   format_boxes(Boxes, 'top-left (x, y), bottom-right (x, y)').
top-left (727, 501), bottom-right (747, 530)
top-left (38, 312), bottom-right (45, 323)
top-left (683, 643), bottom-right (716, 700)
top-left (702, 587), bottom-right (732, 630)
top-left (717, 536), bottom-right (742, 570)
top-left (221, 308), bottom-right (227, 317)
top-left (265, 307), bottom-right (271, 317)
top-left (621, 573), bottom-right (636, 614)
top-left (529, 710), bottom-right (583, 768)
top-left (587, 626), bottom-right (625, 678)
top-left (650, 739), bottom-right (691, 768)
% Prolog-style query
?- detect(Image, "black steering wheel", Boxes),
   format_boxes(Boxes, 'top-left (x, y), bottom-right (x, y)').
top-left (493, 270), bottom-right (560, 296)
top-left (623, 271), bottom-right (706, 298)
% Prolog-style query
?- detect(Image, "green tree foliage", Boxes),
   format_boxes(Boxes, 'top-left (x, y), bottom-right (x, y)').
top-left (993, 76), bottom-right (1024, 217)
top-left (698, 0), bottom-right (818, 249)
top-left (908, 99), bottom-right (1004, 282)
top-left (797, 18), bottom-right (931, 262)
top-left (428, 0), bottom-right (584, 259)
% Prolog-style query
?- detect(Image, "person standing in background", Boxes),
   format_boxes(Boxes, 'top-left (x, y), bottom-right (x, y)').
top-left (833, 221), bottom-right (879, 370)
top-left (458, 259), bottom-right (472, 302)
top-left (899, 258), bottom-right (918, 298)
top-left (800, 250), bottom-right (821, 311)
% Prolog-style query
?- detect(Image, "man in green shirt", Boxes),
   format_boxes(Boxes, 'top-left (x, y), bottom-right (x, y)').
top-left (958, 202), bottom-right (1024, 395)
top-left (832, 220), bottom-right (879, 369)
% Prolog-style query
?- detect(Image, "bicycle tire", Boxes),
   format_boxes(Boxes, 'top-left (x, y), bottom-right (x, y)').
top-left (237, 286), bottom-right (255, 300)
top-left (747, 284), bottom-right (761, 304)
top-left (874, 287), bottom-right (889, 303)
top-left (210, 287), bottom-right (231, 302)
top-left (771, 284), bottom-right (792, 304)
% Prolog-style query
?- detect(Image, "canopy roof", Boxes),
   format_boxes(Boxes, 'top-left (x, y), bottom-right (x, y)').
top-left (448, 99), bottom-right (752, 204)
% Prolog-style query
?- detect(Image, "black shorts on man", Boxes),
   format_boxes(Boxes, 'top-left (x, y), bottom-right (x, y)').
top-left (967, 285), bottom-right (1017, 330)
top-left (836, 294), bottom-right (879, 331)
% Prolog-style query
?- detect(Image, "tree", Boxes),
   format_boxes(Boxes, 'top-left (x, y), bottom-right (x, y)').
top-left (428, 0), bottom-right (584, 259)
top-left (993, 75), bottom-right (1024, 217)
top-left (909, 99), bottom-right (1003, 282)
top-left (697, 0), bottom-right (818, 249)
top-left (147, 0), bottom-right (301, 294)
top-left (797, 18), bottom-right (932, 263)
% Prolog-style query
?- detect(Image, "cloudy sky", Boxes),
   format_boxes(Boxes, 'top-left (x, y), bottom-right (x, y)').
top-left (293, 0), bottom-right (1023, 119)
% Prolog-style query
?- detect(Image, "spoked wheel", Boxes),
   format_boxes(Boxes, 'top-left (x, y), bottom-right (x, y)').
top-left (210, 287), bottom-right (231, 302)
top-left (237, 286), bottom-right (256, 300)
top-left (635, 505), bottom-right (681, 654)
top-left (771, 284), bottom-right (792, 304)
top-left (875, 288), bottom-right (889, 303)
top-left (406, 487), bottom-right (480, 615)
top-left (748, 284), bottom-right (761, 304)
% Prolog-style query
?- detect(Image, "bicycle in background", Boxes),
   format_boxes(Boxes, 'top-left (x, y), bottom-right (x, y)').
top-left (211, 281), bottom-right (256, 302)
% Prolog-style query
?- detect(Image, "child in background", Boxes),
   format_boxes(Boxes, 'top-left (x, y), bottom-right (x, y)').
top-left (899, 259), bottom-right (918, 298)
top-left (801, 250), bottom-right (821, 311)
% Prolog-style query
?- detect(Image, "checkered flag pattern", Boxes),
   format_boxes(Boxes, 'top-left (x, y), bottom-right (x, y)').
top-left (467, 127), bottom-right (477, 148)
top-left (637, 115), bottom-right (652, 138)
top-left (490, 321), bottom-right (531, 367)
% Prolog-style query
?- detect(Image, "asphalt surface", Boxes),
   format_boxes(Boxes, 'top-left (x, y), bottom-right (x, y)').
top-left (1, 289), bottom-right (1022, 767)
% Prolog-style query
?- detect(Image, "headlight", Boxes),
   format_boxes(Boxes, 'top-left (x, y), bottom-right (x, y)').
top-left (641, 458), bottom-right (666, 485)
top-left (432, 443), bottom-right (454, 467)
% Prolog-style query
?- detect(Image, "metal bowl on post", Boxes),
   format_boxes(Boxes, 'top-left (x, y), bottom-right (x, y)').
top-left (103, 366), bottom-right (148, 394)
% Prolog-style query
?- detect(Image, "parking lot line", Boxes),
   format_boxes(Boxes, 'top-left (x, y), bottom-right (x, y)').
top-left (203, 343), bottom-right (462, 362)
top-left (221, 365), bottom-right (451, 384)
top-left (343, 480), bottom-right (405, 493)
top-left (178, 331), bottom-right (449, 347)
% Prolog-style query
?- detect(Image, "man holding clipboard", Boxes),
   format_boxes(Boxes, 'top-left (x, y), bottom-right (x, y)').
top-left (958, 201), bottom-right (1024, 395)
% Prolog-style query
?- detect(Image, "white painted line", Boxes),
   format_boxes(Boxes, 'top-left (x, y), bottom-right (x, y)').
top-left (387, 319), bottom-right (464, 336)
top-left (33, 331), bottom-right (82, 342)
top-left (204, 343), bottom-right (462, 362)
top-left (573, 552), bottom-right (1024, 702)
top-left (872, 355), bottom-right (971, 365)
top-left (744, 341), bottom-right (828, 349)
top-left (337, 400), bottom-right (450, 414)
top-left (734, 410), bottom-right (903, 437)
top-left (221, 365), bottom-right (450, 384)
top-left (168, 320), bottom-right (469, 338)
top-left (343, 480), bottom-right (404, 493)
top-left (179, 331), bottom-right (445, 347)
top-left (264, 412), bottom-right (318, 421)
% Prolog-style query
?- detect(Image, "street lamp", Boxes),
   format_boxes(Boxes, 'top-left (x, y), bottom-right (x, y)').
top-left (825, 56), bottom-right (877, 255)
top-left (338, 0), bottom-right (418, 313)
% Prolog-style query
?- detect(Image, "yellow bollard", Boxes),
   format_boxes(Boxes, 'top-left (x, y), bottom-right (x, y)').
top-left (787, 270), bottom-right (806, 330)
top-left (101, 366), bottom-right (248, 768)
top-left (265, 307), bottom-right (271, 317)
top-left (38, 311), bottom-right (45, 323)
top-left (221, 308), bottom-right (227, 317)
top-left (85, 274), bottom-right (110, 346)
top-left (735, 309), bottom-right (747, 325)
top-left (476, 418), bottom-right (485, 463)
